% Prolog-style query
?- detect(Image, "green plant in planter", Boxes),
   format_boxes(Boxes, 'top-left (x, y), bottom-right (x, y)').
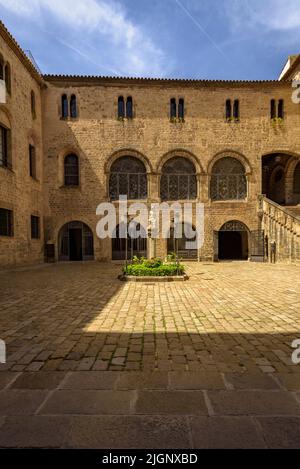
top-left (123, 257), bottom-right (185, 276)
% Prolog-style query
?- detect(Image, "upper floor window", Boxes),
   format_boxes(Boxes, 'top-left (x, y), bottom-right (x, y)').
top-left (61, 94), bottom-right (68, 119)
top-left (109, 156), bottom-right (147, 200)
top-left (31, 91), bottom-right (36, 119)
top-left (4, 63), bottom-right (11, 95)
top-left (170, 98), bottom-right (185, 120)
top-left (29, 144), bottom-right (36, 178)
top-left (160, 157), bottom-right (197, 201)
top-left (118, 96), bottom-right (125, 118)
top-left (0, 208), bottom-right (13, 237)
top-left (226, 99), bottom-right (239, 121)
top-left (70, 94), bottom-right (77, 118)
top-left (118, 96), bottom-right (133, 119)
top-left (270, 99), bottom-right (284, 120)
top-left (31, 215), bottom-right (40, 239)
top-left (178, 98), bottom-right (184, 119)
top-left (0, 124), bottom-right (11, 169)
top-left (64, 154), bottom-right (79, 186)
top-left (210, 157), bottom-right (247, 201)
top-left (126, 97), bottom-right (133, 119)
top-left (170, 98), bottom-right (176, 119)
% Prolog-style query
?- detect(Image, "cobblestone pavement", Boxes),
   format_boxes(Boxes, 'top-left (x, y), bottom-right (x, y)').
top-left (0, 261), bottom-right (300, 447)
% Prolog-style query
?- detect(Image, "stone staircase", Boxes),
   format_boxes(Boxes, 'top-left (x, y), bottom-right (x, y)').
top-left (259, 196), bottom-right (300, 263)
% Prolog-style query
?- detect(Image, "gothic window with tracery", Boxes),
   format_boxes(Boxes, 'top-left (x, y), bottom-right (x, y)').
top-left (160, 157), bottom-right (197, 201)
top-left (109, 156), bottom-right (147, 200)
top-left (210, 157), bottom-right (247, 201)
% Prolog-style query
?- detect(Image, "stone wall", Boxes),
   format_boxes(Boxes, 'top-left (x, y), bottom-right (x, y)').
top-left (0, 33), bottom-right (44, 266)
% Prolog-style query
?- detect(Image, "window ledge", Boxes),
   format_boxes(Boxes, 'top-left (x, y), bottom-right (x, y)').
top-left (60, 185), bottom-right (81, 189)
top-left (210, 199), bottom-right (248, 203)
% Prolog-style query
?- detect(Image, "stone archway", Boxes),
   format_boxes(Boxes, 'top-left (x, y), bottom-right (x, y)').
top-left (217, 220), bottom-right (249, 261)
top-left (58, 221), bottom-right (94, 261)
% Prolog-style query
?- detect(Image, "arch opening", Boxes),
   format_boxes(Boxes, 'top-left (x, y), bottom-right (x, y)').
top-left (217, 221), bottom-right (249, 261)
top-left (167, 222), bottom-right (197, 259)
top-left (58, 221), bottom-right (94, 261)
top-left (112, 222), bottom-right (147, 260)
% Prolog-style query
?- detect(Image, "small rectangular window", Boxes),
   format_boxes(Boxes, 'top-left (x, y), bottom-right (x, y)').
top-left (233, 99), bottom-right (239, 120)
top-left (278, 99), bottom-right (284, 119)
top-left (126, 97), bottom-right (133, 118)
top-left (0, 208), bottom-right (13, 237)
top-left (29, 144), bottom-right (36, 178)
top-left (31, 215), bottom-right (40, 239)
top-left (118, 96), bottom-right (125, 118)
top-left (226, 99), bottom-right (232, 119)
top-left (170, 98), bottom-right (176, 119)
top-left (0, 125), bottom-right (10, 168)
top-left (270, 99), bottom-right (276, 119)
top-left (178, 98), bottom-right (184, 119)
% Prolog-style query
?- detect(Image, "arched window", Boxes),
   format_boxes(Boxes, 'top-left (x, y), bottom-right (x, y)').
top-left (178, 98), bottom-right (184, 119)
top-left (118, 96), bottom-right (125, 118)
top-left (61, 94), bottom-right (68, 118)
top-left (160, 157), bottom-right (197, 201)
top-left (233, 99), bottom-right (239, 120)
top-left (4, 63), bottom-right (11, 95)
top-left (294, 162), bottom-right (300, 194)
top-left (70, 94), bottom-right (77, 118)
top-left (126, 97), bottom-right (133, 118)
top-left (64, 154), bottom-right (79, 186)
top-left (170, 98), bottom-right (176, 119)
top-left (31, 91), bottom-right (36, 119)
top-left (210, 157), bottom-right (247, 201)
top-left (109, 156), bottom-right (147, 200)
top-left (226, 99), bottom-right (232, 119)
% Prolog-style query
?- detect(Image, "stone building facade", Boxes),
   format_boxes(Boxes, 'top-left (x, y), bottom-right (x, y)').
top-left (1, 21), bottom-right (300, 266)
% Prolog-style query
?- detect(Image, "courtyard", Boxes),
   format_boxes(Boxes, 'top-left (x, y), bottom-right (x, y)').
top-left (0, 261), bottom-right (300, 447)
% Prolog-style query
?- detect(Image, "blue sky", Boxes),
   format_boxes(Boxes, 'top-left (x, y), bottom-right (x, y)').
top-left (1, 0), bottom-right (300, 80)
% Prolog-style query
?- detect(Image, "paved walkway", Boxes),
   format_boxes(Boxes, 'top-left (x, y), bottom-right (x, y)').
top-left (0, 261), bottom-right (300, 447)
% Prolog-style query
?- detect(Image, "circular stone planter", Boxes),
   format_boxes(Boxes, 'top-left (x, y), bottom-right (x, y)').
top-left (118, 274), bottom-right (189, 282)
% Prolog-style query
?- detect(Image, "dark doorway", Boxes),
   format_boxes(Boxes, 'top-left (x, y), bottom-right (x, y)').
top-left (217, 220), bottom-right (249, 261)
top-left (219, 231), bottom-right (245, 260)
top-left (69, 228), bottom-right (82, 261)
top-left (58, 221), bottom-right (94, 261)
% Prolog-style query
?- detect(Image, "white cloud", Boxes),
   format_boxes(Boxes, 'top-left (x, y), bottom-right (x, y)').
top-left (224, 0), bottom-right (300, 32)
top-left (0, 0), bottom-right (167, 77)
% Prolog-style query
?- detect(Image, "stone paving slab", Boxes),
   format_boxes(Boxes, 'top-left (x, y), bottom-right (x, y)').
top-left (189, 416), bottom-right (266, 448)
top-left (0, 415), bottom-right (191, 449)
top-left (61, 371), bottom-right (119, 390)
top-left (207, 390), bottom-right (300, 416)
top-left (169, 371), bottom-right (225, 389)
top-left (224, 372), bottom-right (280, 390)
top-left (11, 371), bottom-right (67, 390)
top-left (135, 390), bottom-right (208, 415)
top-left (255, 417), bottom-right (300, 449)
top-left (0, 390), bottom-right (48, 416)
top-left (40, 390), bottom-right (135, 415)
